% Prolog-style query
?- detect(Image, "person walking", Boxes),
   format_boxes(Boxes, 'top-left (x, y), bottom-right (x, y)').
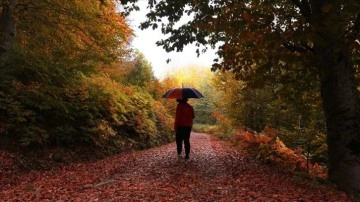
top-left (174, 98), bottom-right (195, 159)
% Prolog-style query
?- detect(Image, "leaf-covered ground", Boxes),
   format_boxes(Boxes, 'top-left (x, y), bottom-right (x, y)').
top-left (0, 133), bottom-right (354, 201)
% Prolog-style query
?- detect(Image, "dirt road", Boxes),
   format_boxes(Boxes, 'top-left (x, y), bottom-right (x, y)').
top-left (0, 133), bottom-right (352, 201)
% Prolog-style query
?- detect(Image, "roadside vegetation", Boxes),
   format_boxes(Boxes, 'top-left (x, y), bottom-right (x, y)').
top-left (0, 1), bottom-right (359, 199)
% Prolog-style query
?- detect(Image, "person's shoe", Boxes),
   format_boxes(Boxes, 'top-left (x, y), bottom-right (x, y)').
top-left (184, 155), bottom-right (189, 160)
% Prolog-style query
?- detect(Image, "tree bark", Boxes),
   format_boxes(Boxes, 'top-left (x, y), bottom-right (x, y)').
top-left (0, 0), bottom-right (17, 66)
top-left (312, 1), bottom-right (360, 195)
top-left (317, 47), bottom-right (360, 195)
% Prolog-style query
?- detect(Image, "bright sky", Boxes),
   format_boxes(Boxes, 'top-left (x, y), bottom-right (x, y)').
top-left (127, 1), bottom-right (217, 79)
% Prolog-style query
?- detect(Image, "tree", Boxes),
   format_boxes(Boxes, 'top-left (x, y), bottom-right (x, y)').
top-left (125, 51), bottom-right (155, 88)
top-left (0, 0), bottom-right (176, 155)
top-left (121, 0), bottom-right (360, 194)
top-left (0, 0), bottom-right (133, 147)
top-left (192, 69), bottom-right (217, 126)
top-left (0, 0), bottom-right (17, 66)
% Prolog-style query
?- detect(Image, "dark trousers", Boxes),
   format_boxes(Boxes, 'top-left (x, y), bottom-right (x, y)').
top-left (176, 126), bottom-right (192, 156)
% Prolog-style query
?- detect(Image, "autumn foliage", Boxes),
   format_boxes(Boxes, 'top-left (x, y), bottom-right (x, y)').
top-left (0, 133), bottom-right (353, 201)
top-left (235, 126), bottom-right (327, 179)
top-left (0, 1), bottom-right (176, 154)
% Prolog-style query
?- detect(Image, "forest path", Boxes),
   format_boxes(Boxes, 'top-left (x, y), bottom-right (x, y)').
top-left (0, 133), bottom-right (352, 201)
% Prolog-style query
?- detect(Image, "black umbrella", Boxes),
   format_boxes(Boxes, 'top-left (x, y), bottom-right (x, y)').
top-left (162, 87), bottom-right (204, 99)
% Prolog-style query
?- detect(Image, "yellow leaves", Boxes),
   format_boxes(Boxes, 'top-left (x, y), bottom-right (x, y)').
top-left (165, 65), bottom-right (211, 89)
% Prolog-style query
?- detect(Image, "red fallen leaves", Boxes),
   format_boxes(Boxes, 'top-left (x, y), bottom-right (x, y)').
top-left (0, 133), bottom-right (354, 201)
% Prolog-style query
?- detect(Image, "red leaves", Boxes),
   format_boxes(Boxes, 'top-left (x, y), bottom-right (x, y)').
top-left (0, 133), bottom-right (354, 201)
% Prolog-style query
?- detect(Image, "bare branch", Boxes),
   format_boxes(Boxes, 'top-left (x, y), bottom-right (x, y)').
top-left (283, 41), bottom-right (313, 53)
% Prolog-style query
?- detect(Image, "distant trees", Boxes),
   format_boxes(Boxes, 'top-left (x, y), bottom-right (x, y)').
top-left (157, 67), bottom-right (218, 127)
top-left (125, 51), bottom-right (155, 88)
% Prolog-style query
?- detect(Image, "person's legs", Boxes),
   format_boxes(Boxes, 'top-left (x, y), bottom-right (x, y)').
top-left (175, 128), bottom-right (183, 155)
top-left (183, 127), bottom-right (192, 159)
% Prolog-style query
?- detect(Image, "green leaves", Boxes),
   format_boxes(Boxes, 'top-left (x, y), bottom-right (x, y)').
top-left (0, 1), bottom-right (174, 151)
top-left (124, 51), bottom-right (155, 88)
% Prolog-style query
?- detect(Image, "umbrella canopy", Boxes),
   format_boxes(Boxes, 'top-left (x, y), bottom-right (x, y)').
top-left (162, 87), bottom-right (204, 99)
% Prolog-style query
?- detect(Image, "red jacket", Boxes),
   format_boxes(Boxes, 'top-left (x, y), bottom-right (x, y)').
top-left (174, 102), bottom-right (195, 128)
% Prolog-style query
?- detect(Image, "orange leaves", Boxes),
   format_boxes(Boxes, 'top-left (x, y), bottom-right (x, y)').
top-left (263, 125), bottom-right (277, 138)
top-left (236, 127), bottom-right (274, 145)
top-left (235, 126), bottom-right (327, 178)
top-left (237, 130), bottom-right (257, 142)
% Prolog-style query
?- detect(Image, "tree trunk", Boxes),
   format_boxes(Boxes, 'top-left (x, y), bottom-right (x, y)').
top-left (0, 0), bottom-right (17, 66)
top-left (312, 2), bottom-right (360, 195)
top-left (318, 47), bottom-right (360, 195)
